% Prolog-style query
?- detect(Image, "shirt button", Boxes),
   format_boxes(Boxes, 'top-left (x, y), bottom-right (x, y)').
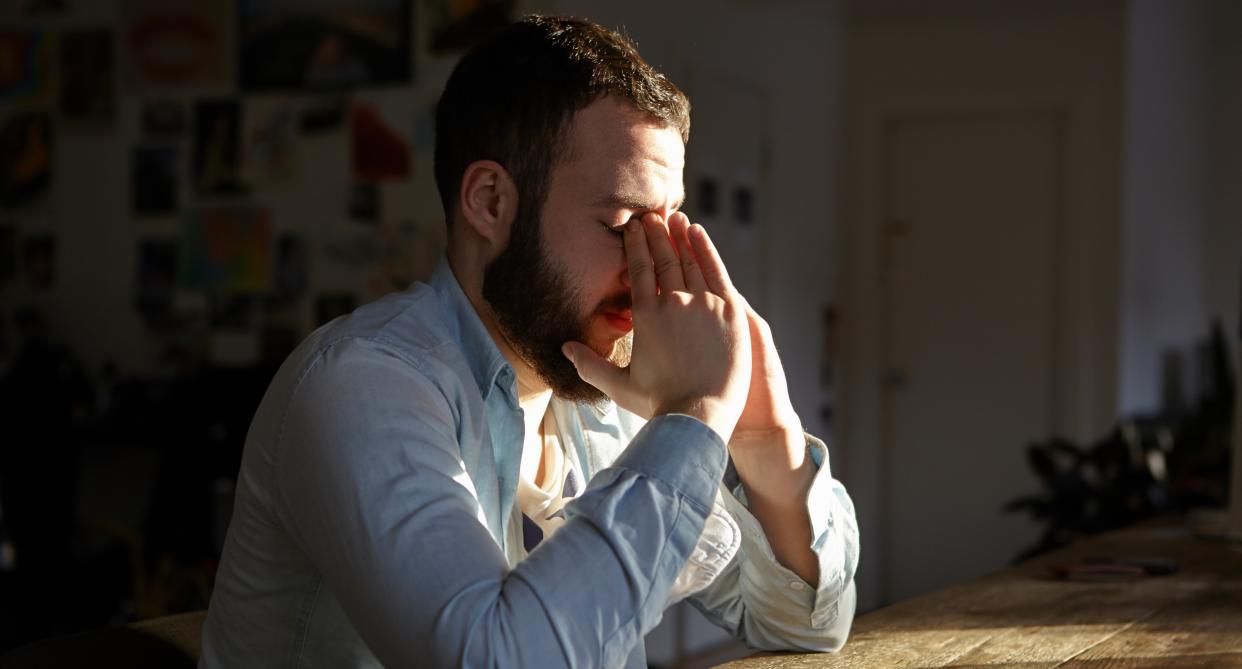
top-left (789, 580), bottom-right (806, 591)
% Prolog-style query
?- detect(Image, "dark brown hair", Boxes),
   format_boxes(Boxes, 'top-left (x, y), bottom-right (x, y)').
top-left (433, 15), bottom-right (690, 228)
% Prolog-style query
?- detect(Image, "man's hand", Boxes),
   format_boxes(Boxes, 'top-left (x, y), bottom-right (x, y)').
top-left (562, 212), bottom-right (751, 444)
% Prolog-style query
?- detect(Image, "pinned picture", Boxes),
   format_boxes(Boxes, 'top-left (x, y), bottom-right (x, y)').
top-left (180, 206), bottom-right (272, 293)
top-left (119, 0), bottom-right (229, 91)
top-left (238, 0), bottom-right (411, 91)
top-left (428, 0), bottom-right (513, 53)
top-left (351, 101), bottom-right (410, 181)
top-left (21, 234), bottom-right (55, 288)
top-left (242, 97), bottom-right (298, 184)
top-left (194, 99), bottom-right (246, 195)
top-left (132, 146), bottom-right (179, 215)
top-left (0, 112), bottom-right (53, 208)
top-left (135, 238), bottom-right (179, 320)
top-left (0, 31), bottom-right (53, 106)
top-left (142, 99), bottom-right (187, 137)
top-left (59, 29), bottom-right (115, 125)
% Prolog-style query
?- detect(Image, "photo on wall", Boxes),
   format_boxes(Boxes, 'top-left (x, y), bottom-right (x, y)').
top-left (0, 112), bottom-right (53, 208)
top-left (193, 99), bottom-right (246, 196)
top-left (59, 29), bottom-right (115, 124)
top-left (118, 0), bottom-right (230, 91)
top-left (132, 146), bottom-right (180, 215)
top-left (180, 206), bottom-right (272, 293)
top-left (0, 30), bottom-right (53, 106)
top-left (238, 0), bottom-right (411, 91)
top-left (427, 0), bottom-right (513, 53)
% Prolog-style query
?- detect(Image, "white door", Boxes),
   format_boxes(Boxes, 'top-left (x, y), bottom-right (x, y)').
top-left (881, 112), bottom-right (1057, 601)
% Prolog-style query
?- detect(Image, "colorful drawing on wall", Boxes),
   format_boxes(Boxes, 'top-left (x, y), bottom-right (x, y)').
top-left (238, 0), bottom-right (411, 91)
top-left (135, 238), bottom-right (179, 319)
top-left (142, 99), bottom-right (187, 137)
top-left (0, 112), bottom-right (52, 208)
top-left (59, 29), bottom-right (115, 124)
top-left (0, 224), bottom-right (15, 283)
top-left (119, 0), bottom-right (229, 90)
top-left (0, 31), bottom-right (53, 106)
top-left (351, 101), bottom-right (409, 181)
top-left (21, 234), bottom-right (55, 288)
top-left (242, 97), bottom-right (298, 184)
top-left (193, 99), bottom-right (246, 195)
top-left (427, 0), bottom-right (512, 53)
top-left (180, 207), bottom-right (272, 293)
top-left (132, 146), bottom-right (179, 215)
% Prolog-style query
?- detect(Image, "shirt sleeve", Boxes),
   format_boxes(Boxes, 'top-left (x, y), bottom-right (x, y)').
top-left (273, 337), bottom-right (728, 668)
top-left (686, 433), bottom-right (860, 652)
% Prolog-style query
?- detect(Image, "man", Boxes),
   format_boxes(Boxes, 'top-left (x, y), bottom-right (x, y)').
top-left (201, 15), bottom-right (857, 668)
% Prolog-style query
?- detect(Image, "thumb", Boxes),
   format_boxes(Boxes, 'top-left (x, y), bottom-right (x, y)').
top-left (562, 341), bottom-right (626, 394)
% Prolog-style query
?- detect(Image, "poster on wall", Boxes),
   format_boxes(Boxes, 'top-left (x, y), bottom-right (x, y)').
top-left (351, 101), bottom-right (409, 181)
top-left (238, 0), bottom-right (411, 91)
top-left (180, 206), bottom-right (272, 293)
top-left (427, 0), bottom-right (512, 53)
top-left (193, 99), bottom-right (246, 195)
top-left (132, 146), bottom-right (180, 215)
top-left (119, 0), bottom-right (230, 91)
top-left (59, 29), bottom-right (115, 125)
top-left (0, 31), bottom-right (53, 107)
top-left (0, 112), bottom-right (53, 208)
top-left (241, 97), bottom-right (298, 184)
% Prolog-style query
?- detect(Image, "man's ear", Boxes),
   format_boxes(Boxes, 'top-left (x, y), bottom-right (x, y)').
top-left (458, 160), bottom-right (518, 253)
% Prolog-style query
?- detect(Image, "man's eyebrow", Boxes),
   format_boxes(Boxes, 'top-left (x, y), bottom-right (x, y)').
top-left (592, 192), bottom-right (686, 212)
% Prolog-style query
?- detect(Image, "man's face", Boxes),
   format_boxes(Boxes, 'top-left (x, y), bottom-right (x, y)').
top-left (483, 96), bottom-right (685, 401)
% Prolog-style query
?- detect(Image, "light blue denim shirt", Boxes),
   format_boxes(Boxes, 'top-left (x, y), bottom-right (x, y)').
top-left (200, 260), bottom-right (858, 668)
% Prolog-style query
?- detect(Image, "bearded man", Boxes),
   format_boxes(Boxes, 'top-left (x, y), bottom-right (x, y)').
top-left (200, 15), bottom-right (858, 669)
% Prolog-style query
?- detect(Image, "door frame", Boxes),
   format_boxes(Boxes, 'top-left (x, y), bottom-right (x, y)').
top-left (838, 86), bottom-right (1119, 608)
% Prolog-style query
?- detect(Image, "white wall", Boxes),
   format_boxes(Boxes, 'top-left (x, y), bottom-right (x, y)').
top-left (1204, 0), bottom-right (1242, 360)
top-left (1118, 0), bottom-right (1242, 414)
top-left (1117, 0), bottom-right (1210, 415)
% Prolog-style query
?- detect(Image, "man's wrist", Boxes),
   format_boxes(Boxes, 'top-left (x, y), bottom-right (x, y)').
top-left (730, 425), bottom-right (813, 508)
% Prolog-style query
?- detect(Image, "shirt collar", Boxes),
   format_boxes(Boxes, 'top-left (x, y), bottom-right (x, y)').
top-left (430, 258), bottom-right (517, 406)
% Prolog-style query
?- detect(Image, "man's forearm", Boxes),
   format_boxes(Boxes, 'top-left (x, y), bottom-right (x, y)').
top-left (730, 427), bottom-right (819, 585)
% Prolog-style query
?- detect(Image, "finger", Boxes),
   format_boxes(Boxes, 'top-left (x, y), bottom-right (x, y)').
top-left (688, 223), bottom-right (736, 295)
top-left (669, 212), bottom-right (707, 294)
top-left (623, 217), bottom-right (656, 310)
top-left (562, 341), bottom-right (627, 396)
top-left (642, 212), bottom-right (685, 294)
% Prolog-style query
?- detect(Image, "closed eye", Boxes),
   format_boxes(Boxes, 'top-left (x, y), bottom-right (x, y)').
top-left (600, 220), bottom-right (626, 239)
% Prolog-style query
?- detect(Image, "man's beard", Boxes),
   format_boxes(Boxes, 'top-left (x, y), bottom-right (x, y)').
top-left (482, 212), bottom-right (632, 403)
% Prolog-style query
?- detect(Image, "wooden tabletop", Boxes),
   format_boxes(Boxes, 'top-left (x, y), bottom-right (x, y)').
top-left (716, 520), bottom-right (1242, 668)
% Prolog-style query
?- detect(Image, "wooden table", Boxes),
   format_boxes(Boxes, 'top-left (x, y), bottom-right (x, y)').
top-left (717, 520), bottom-right (1242, 668)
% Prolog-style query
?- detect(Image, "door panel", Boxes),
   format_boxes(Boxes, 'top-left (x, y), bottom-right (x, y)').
top-left (882, 112), bottom-right (1057, 601)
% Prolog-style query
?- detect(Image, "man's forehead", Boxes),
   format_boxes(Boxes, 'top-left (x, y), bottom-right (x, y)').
top-left (563, 98), bottom-right (685, 209)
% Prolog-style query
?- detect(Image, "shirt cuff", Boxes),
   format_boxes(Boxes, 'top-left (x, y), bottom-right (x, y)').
top-left (720, 432), bottom-right (855, 630)
top-left (610, 413), bottom-right (729, 515)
